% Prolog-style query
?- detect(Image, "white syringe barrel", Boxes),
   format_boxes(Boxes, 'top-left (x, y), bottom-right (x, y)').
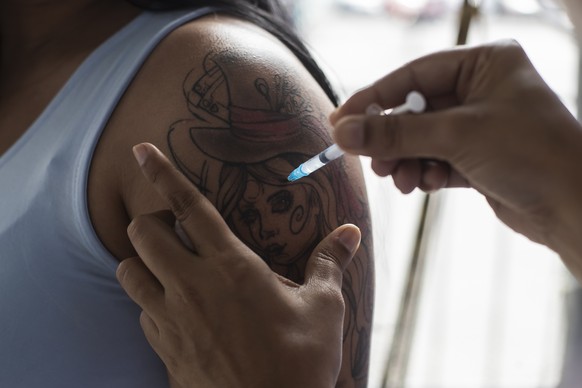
top-left (321, 144), bottom-right (344, 162)
top-left (301, 144), bottom-right (344, 174)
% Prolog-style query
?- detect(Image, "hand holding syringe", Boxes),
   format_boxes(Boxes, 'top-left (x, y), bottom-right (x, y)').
top-left (287, 91), bottom-right (427, 182)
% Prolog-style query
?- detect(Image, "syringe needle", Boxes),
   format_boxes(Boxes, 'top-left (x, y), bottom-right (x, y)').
top-left (287, 90), bottom-right (427, 182)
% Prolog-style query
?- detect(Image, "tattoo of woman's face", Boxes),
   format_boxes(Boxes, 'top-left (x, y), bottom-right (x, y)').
top-left (231, 175), bottom-right (320, 266)
top-left (166, 51), bottom-right (373, 384)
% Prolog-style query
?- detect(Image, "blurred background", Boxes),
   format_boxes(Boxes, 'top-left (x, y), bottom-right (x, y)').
top-left (285, 1), bottom-right (580, 387)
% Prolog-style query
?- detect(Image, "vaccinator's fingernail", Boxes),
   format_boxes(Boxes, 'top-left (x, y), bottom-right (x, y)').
top-left (365, 103), bottom-right (384, 116)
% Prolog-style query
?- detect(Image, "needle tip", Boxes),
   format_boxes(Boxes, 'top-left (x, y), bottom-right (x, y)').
top-left (287, 167), bottom-right (307, 182)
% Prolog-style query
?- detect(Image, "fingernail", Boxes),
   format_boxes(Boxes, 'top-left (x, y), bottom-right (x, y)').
top-left (338, 225), bottom-right (361, 253)
top-left (335, 118), bottom-right (364, 149)
top-left (365, 103), bottom-right (384, 116)
top-left (133, 144), bottom-right (148, 167)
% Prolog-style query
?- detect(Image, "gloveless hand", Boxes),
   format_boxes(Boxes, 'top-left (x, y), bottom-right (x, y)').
top-left (331, 40), bottom-right (582, 278)
top-left (117, 143), bottom-right (361, 388)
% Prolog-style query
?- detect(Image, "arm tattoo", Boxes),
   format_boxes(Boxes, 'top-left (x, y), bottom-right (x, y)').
top-left (166, 52), bottom-right (374, 387)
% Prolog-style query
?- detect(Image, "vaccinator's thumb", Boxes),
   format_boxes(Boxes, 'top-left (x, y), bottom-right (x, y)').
top-left (304, 224), bottom-right (361, 292)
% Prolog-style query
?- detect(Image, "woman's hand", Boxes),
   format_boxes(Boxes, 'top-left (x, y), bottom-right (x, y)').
top-left (331, 40), bottom-right (582, 278)
top-left (116, 143), bottom-right (361, 388)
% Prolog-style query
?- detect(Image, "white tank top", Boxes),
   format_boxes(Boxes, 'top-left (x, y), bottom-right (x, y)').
top-left (0, 7), bottom-right (217, 387)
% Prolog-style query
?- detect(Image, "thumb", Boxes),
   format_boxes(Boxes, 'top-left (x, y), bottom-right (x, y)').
top-left (304, 224), bottom-right (361, 292)
top-left (333, 111), bottom-right (454, 161)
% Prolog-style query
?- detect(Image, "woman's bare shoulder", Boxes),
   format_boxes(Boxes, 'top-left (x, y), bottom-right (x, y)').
top-left (90, 13), bottom-right (339, 240)
top-left (89, 12), bottom-right (374, 386)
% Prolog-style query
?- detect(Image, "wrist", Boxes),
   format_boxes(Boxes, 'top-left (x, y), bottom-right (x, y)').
top-left (552, 192), bottom-right (582, 281)
top-left (547, 166), bottom-right (582, 280)
top-left (541, 125), bottom-right (582, 280)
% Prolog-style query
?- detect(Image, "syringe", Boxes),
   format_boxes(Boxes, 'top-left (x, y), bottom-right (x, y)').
top-left (287, 90), bottom-right (426, 182)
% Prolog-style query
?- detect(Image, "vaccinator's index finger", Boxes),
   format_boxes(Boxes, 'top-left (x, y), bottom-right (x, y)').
top-left (330, 45), bottom-right (475, 124)
top-left (133, 143), bottom-right (236, 255)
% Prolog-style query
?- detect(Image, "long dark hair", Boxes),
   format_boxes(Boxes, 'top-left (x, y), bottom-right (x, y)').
top-left (126, 0), bottom-right (339, 106)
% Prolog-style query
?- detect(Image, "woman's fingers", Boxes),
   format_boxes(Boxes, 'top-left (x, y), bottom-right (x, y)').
top-left (127, 213), bottom-right (196, 286)
top-left (116, 257), bottom-right (165, 318)
top-left (132, 143), bottom-right (237, 255)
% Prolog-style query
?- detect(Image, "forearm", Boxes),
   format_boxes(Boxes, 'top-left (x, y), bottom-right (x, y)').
top-left (545, 128), bottom-right (582, 281)
top-left (552, 178), bottom-right (582, 282)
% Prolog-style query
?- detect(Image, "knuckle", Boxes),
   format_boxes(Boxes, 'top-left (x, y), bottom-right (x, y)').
top-left (483, 40), bottom-right (528, 74)
top-left (316, 246), bottom-right (341, 268)
top-left (173, 281), bottom-right (205, 310)
top-left (146, 156), bottom-right (171, 184)
top-left (144, 163), bottom-right (163, 189)
top-left (321, 285), bottom-right (345, 315)
top-left (215, 251), bottom-right (254, 288)
top-left (313, 246), bottom-right (345, 279)
top-left (168, 188), bottom-right (203, 223)
top-left (118, 262), bottom-right (150, 298)
top-left (496, 38), bottom-right (524, 55)
top-left (133, 282), bottom-right (153, 302)
top-left (330, 289), bottom-right (346, 311)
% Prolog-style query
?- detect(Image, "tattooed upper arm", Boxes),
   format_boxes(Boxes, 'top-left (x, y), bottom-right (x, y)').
top-left (100, 15), bottom-right (374, 388)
